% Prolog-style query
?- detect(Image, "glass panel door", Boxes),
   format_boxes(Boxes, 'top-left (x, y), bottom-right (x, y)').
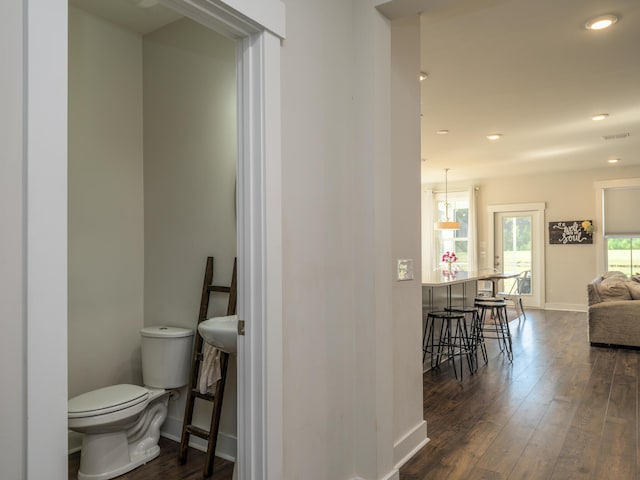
top-left (495, 212), bottom-right (538, 305)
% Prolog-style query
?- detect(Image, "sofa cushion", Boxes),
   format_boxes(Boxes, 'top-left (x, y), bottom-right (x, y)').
top-left (626, 281), bottom-right (640, 300)
top-left (599, 278), bottom-right (632, 301)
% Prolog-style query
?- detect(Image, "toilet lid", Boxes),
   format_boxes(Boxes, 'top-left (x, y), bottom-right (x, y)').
top-left (68, 384), bottom-right (149, 418)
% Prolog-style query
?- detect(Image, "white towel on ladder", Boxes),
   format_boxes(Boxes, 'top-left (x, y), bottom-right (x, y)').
top-left (198, 343), bottom-right (221, 394)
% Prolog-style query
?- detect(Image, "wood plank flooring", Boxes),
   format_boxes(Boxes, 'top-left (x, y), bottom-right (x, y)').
top-left (68, 436), bottom-right (234, 480)
top-left (400, 309), bottom-right (640, 480)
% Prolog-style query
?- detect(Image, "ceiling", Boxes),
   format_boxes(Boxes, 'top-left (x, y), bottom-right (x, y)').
top-left (69, 0), bottom-right (182, 34)
top-left (70, 0), bottom-right (639, 185)
top-left (419, 0), bottom-right (640, 183)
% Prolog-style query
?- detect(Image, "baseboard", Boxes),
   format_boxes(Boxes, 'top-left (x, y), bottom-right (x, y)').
top-left (68, 430), bottom-right (83, 454)
top-left (380, 468), bottom-right (400, 480)
top-left (347, 424), bottom-right (427, 480)
top-left (393, 420), bottom-right (428, 469)
top-left (544, 303), bottom-right (587, 312)
top-left (161, 413), bottom-right (237, 462)
top-left (351, 469), bottom-right (399, 480)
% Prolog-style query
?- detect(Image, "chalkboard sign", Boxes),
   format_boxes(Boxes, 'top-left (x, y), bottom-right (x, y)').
top-left (549, 220), bottom-right (593, 245)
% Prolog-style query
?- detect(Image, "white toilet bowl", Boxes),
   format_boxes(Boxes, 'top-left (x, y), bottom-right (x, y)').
top-left (68, 326), bottom-right (194, 480)
top-left (69, 384), bottom-right (170, 480)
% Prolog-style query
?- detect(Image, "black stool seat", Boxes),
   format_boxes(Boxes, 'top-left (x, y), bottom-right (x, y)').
top-left (423, 310), bottom-right (476, 380)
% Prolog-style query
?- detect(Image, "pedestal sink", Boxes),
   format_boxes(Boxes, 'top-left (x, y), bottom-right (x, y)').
top-left (198, 315), bottom-right (238, 354)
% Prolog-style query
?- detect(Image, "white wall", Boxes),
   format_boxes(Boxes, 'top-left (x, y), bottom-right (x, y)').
top-left (142, 18), bottom-right (238, 453)
top-left (68, 7), bottom-right (145, 397)
top-left (280, 1), bottom-right (357, 477)
top-left (0, 1), bottom-right (25, 478)
top-left (475, 165), bottom-right (640, 309)
top-left (390, 14), bottom-right (428, 466)
top-left (280, 1), bottom-right (425, 479)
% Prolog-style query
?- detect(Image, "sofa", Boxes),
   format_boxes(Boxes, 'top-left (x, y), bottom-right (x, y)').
top-left (588, 271), bottom-right (640, 348)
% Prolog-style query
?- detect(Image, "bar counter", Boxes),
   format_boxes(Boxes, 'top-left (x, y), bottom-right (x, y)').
top-left (422, 270), bottom-right (499, 311)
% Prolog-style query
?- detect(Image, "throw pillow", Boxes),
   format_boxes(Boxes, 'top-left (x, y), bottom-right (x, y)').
top-left (599, 279), bottom-right (632, 301)
top-left (604, 271), bottom-right (628, 280)
top-left (627, 281), bottom-right (640, 300)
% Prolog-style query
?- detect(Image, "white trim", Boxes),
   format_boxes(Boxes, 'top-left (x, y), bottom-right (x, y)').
top-left (236, 30), bottom-right (283, 480)
top-left (159, 4), bottom-right (284, 478)
top-left (380, 469), bottom-right (401, 480)
top-left (544, 303), bottom-right (587, 313)
top-left (393, 421), bottom-right (429, 469)
top-left (159, 0), bottom-right (284, 39)
top-left (351, 469), bottom-right (401, 480)
top-left (488, 203), bottom-right (546, 308)
top-left (27, 1), bottom-right (68, 478)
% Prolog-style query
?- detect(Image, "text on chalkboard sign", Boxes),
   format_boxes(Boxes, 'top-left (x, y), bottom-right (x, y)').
top-left (549, 220), bottom-right (593, 245)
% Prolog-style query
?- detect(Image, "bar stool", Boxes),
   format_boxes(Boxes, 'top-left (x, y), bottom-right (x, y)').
top-left (423, 310), bottom-right (475, 380)
top-left (474, 297), bottom-right (513, 362)
top-left (445, 305), bottom-right (481, 371)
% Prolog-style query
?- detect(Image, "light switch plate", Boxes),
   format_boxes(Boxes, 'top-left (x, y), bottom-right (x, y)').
top-left (397, 259), bottom-right (414, 281)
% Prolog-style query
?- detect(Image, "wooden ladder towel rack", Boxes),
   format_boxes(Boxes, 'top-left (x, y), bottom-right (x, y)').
top-left (178, 256), bottom-right (237, 478)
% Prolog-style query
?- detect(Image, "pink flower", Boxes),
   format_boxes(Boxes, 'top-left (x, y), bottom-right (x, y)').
top-left (442, 251), bottom-right (457, 264)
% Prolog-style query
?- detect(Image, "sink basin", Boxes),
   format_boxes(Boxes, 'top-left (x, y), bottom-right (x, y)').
top-left (198, 315), bottom-right (238, 354)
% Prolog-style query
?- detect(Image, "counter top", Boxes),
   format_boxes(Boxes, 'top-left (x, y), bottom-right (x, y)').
top-left (422, 269), bottom-right (514, 287)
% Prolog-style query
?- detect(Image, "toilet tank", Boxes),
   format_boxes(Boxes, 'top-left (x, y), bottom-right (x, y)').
top-left (140, 326), bottom-right (194, 389)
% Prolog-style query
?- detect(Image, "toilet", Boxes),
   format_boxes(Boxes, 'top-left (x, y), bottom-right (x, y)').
top-left (68, 326), bottom-right (194, 480)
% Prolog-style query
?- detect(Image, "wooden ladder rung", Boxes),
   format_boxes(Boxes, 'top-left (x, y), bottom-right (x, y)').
top-left (185, 425), bottom-right (211, 440)
top-left (191, 389), bottom-right (216, 402)
top-left (208, 285), bottom-right (230, 293)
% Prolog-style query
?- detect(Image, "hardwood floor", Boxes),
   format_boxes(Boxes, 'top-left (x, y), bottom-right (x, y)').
top-left (68, 436), bottom-right (234, 480)
top-left (401, 309), bottom-right (640, 480)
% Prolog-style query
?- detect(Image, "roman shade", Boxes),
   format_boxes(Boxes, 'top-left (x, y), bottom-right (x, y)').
top-left (603, 187), bottom-right (640, 236)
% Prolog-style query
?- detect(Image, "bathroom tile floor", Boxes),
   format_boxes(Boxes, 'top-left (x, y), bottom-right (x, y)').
top-left (68, 436), bottom-right (234, 480)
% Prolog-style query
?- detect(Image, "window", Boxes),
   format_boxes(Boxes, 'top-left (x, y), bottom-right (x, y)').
top-left (602, 184), bottom-right (640, 275)
top-left (435, 191), bottom-right (469, 270)
top-left (607, 237), bottom-right (640, 275)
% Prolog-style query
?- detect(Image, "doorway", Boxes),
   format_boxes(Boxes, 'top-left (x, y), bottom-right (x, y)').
top-left (489, 203), bottom-right (545, 308)
top-left (34, 1), bottom-right (285, 479)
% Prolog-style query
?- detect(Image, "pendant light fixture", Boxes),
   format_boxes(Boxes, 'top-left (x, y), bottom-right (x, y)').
top-left (434, 168), bottom-right (460, 230)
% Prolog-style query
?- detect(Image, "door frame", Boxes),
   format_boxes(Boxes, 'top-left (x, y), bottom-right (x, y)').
top-left (26, 1), bottom-right (284, 479)
top-left (488, 203), bottom-right (546, 308)
top-left (145, 2), bottom-right (286, 478)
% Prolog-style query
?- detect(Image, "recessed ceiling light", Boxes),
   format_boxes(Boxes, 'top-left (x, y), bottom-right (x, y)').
top-left (436, 129), bottom-right (449, 135)
top-left (592, 113), bottom-right (609, 121)
top-left (419, 72), bottom-right (428, 81)
top-left (608, 158), bottom-right (620, 164)
top-left (585, 14), bottom-right (618, 30)
top-left (486, 133), bottom-right (502, 140)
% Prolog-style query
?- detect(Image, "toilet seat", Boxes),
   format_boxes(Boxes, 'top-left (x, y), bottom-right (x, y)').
top-left (69, 384), bottom-right (149, 419)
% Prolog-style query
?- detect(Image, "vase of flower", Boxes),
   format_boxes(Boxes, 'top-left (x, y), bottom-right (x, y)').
top-left (442, 251), bottom-right (457, 275)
